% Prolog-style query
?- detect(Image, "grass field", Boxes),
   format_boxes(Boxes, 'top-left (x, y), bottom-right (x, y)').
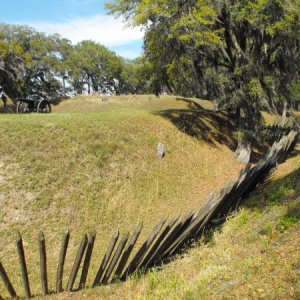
top-left (0, 95), bottom-right (245, 298)
top-left (0, 95), bottom-right (299, 299)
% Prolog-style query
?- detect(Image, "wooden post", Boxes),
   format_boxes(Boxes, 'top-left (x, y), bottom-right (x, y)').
top-left (122, 215), bottom-right (168, 278)
top-left (79, 231), bottom-right (96, 290)
top-left (92, 230), bottom-right (119, 287)
top-left (114, 223), bottom-right (143, 279)
top-left (16, 232), bottom-right (31, 298)
top-left (38, 231), bottom-right (48, 296)
top-left (148, 210), bottom-right (205, 267)
top-left (56, 230), bottom-right (70, 293)
top-left (140, 214), bottom-right (180, 270)
top-left (160, 210), bottom-right (195, 259)
top-left (0, 261), bottom-right (17, 298)
top-left (66, 234), bottom-right (88, 292)
top-left (101, 232), bottom-right (129, 284)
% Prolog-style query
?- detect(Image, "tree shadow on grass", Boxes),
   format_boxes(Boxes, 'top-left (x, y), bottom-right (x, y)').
top-left (156, 107), bottom-right (238, 152)
top-left (155, 98), bottom-right (269, 162)
top-left (175, 96), bottom-right (207, 110)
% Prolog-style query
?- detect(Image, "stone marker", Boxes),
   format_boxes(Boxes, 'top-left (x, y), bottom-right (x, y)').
top-left (157, 143), bottom-right (165, 158)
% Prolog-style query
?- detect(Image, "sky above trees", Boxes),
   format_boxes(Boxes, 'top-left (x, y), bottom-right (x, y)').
top-left (0, 0), bottom-right (144, 59)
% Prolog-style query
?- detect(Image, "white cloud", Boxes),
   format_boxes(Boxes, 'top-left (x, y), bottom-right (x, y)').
top-left (28, 14), bottom-right (144, 47)
top-left (114, 49), bottom-right (143, 60)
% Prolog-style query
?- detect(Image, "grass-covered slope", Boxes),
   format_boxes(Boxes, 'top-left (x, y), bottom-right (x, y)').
top-left (0, 95), bottom-right (242, 297)
top-left (60, 145), bottom-right (300, 300)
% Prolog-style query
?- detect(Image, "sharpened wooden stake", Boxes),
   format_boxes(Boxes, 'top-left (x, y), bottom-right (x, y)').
top-left (56, 230), bottom-right (70, 293)
top-left (79, 231), bottom-right (96, 290)
top-left (67, 234), bottom-right (88, 292)
top-left (0, 261), bottom-right (17, 298)
top-left (114, 222), bottom-right (143, 279)
top-left (92, 230), bottom-right (119, 287)
top-left (101, 232), bottom-right (129, 284)
top-left (140, 214), bottom-right (180, 270)
top-left (16, 232), bottom-right (31, 298)
top-left (38, 231), bottom-right (48, 296)
top-left (122, 214), bottom-right (168, 278)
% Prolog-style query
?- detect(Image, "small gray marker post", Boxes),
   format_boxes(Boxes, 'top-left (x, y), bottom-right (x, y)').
top-left (157, 143), bottom-right (165, 158)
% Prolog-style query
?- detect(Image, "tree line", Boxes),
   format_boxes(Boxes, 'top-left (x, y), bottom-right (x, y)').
top-left (0, 23), bottom-right (154, 102)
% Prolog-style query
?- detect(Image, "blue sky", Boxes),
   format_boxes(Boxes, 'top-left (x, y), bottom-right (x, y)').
top-left (0, 0), bottom-right (144, 59)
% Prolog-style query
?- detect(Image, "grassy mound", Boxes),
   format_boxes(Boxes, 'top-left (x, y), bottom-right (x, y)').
top-left (0, 95), bottom-right (242, 297)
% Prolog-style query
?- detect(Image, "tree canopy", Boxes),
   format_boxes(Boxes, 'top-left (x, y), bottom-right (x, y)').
top-left (106, 0), bottom-right (300, 150)
top-left (0, 23), bottom-right (151, 102)
top-left (0, 24), bottom-right (71, 100)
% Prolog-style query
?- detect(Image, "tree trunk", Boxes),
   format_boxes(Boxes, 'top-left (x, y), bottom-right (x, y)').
top-left (235, 105), bottom-right (252, 164)
top-left (87, 82), bottom-right (91, 95)
top-left (281, 101), bottom-right (288, 126)
top-left (62, 76), bottom-right (66, 95)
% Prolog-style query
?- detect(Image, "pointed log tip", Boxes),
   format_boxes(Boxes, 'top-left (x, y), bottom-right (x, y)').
top-left (88, 231), bottom-right (97, 242)
top-left (174, 212), bottom-right (181, 219)
top-left (137, 222), bottom-right (143, 230)
top-left (16, 231), bottom-right (22, 242)
top-left (38, 231), bottom-right (45, 240)
top-left (113, 230), bottom-right (120, 239)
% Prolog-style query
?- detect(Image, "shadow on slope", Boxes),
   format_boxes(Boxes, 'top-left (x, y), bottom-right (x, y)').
top-left (157, 98), bottom-right (270, 162)
top-left (175, 97), bottom-right (207, 110)
top-left (156, 107), bottom-right (238, 151)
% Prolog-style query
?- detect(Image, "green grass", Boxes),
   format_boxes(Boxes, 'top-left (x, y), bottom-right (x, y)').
top-left (0, 95), bottom-right (241, 298)
top-left (277, 203), bottom-right (300, 232)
